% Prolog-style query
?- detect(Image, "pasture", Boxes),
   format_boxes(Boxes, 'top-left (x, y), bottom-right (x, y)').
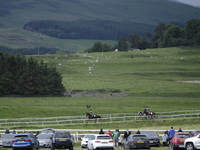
top-left (0, 47), bottom-right (200, 131)
top-left (28, 47), bottom-right (200, 98)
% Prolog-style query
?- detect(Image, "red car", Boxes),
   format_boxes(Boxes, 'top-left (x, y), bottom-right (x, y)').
top-left (190, 130), bottom-right (200, 137)
top-left (170, 132), bottom-right (190, 150)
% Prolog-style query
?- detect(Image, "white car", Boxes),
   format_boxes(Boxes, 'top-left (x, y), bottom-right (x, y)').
top-left (184, 134), bottom-right (200, 150)
top-left (87, 134), bottom-right (114, 150)
top-left (81, 134), bottom-right (96, 148)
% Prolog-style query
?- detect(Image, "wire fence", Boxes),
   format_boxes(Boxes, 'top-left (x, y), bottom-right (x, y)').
top-left (0, 110), bottom-right (199, 127)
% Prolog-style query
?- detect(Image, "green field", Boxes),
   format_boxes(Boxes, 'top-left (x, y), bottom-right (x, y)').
top-left (0, 47), bottom-right (200, 134)
top-left (27, 47), bottom-right (200, 98)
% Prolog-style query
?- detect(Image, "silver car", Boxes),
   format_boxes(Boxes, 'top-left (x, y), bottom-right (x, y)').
top-left (81, 134), bottom-right (96, 148)
top-left (37, 134), bottom-right (53, 148)
top-left (0, 134), bottom-right (16, 148)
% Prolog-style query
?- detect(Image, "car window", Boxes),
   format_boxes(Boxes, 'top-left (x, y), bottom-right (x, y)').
top-left (14, 135), bottom-right (29, 139)
top-left (84, 135), bottom-right (95, 139)
top-left (41, 129), bottom-right (55, 134)
top-left (30, 134), bottom-right (35, 138)
top-left (195, 131), bottom-right (200, 135)
top-left (141, 132), bottom-right (157, 136)
top-left (132, 135), bottom-right (146, 138)
top-left (176, 134), bottom-right (190, 138)
top-left (97, 136), bottom-right (112, 140)
top-left (55, 133), bottom-right (71, 138)
top-left (37, 134), bottom-right (53, 139)
top-left (2, 134), bottom-right (15, 139)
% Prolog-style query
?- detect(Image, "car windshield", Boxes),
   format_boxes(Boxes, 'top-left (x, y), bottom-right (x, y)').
top-left (41, 129), bottom-right (55, 134)
top-left (84, 135), bottom-right (95, 139)
top-left (2, 134), bottom-right (15, 139)
top-left (176, 134), bottom-right (190, 138)
top-left (195, 131), bottom-right (200, 135)
top-left (55, 133), bottom-right (71, 138)
top-left (37, 134), bottom-right (53, 139)
top-left (14, 135), bottom-right (29, 139)
top-left (141, 131), bottom-right (157, 136)
top-left (97, 136), bottom-right (112, 140)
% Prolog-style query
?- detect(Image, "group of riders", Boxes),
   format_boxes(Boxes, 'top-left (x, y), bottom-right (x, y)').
top-left (87, 106), bottom-right (153, 119)
top-left (143, 106), bottom-right (153, 115)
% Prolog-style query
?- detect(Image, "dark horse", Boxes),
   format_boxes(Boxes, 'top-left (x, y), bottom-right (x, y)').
top-left (86, 112), bottom-right (101, 119)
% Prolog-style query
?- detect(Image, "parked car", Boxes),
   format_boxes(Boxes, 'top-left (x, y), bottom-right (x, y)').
top-left (41, 128), bottom-right (55, 134)
top-left (124, 134), bottom-right (150, 149)
top-left (190, 130), bottom-right (200, 137)
top-left (0, 134), bottom-right (15, 148)
top-left (140, 131), bottom-right (160, 147)
top-left (81, 134), bottom-right (96, 148)
top-left (12, 133), bottom-right (39, 150)
top-left (169, 132), bottom-right (190, 150)
top-left (87, 134), bottom-right (114, 150)
top-left (37, 134), bottom-right (53, 148)
top-left (184, 133), bottom-right (200, 150)
top-left (51, 132), bottom-right (73, 150)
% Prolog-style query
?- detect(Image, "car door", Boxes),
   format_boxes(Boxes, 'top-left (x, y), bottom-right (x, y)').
top-left (196, 135), bottom-right (200, 148)
top-left (30, 134), bottom-right (37, 148)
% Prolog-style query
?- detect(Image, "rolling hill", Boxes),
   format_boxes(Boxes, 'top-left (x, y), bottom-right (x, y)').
top-left (0, 0), bottom-right (200, 29)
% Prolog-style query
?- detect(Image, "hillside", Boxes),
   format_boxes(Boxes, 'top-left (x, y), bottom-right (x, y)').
top-left (29, 47), bottom-right (200, 98)
top-left (0, 0), bottom-right (200, 29)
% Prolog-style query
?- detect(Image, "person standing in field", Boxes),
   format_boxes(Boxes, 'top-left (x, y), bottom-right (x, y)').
top-left (118, 135), bottom-right (123, 148)
top-left (5, 128), bottom-right (10, 134)
top-left (162, 132), bottom-right (168, 146)
top-left (112, 129), bottom-right (120, 148)
top-left (168, 127), bottom-right (175, 144)
top-left (106, 130), bottom-right (112, 137)
top-left (124, 129), bottom-right (131, 140)
top-left (99, 128), bottom-right (104, 134)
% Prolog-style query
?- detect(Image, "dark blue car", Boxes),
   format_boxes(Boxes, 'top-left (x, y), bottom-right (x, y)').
top-left (12, 133), bottom-right (39, 150)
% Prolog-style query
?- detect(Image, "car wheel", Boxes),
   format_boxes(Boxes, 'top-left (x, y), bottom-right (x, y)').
top-left (12, 148), bottom-right (15, 150)
top-left (172, 145), bottom-right (176, 150)
top-left (51, 145), bottom-right (55, 150)
top-left (186, 143), bottom-right (196, 150)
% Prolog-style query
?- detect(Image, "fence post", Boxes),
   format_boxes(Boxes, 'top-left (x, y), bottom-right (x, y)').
top-left (110, 114), bottom-right (112, 122)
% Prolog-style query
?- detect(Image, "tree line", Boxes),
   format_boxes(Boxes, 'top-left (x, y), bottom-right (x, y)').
top-left (86, 19), bottom-right (200, 52)
top-left (0, 46), bottom-right (70, 55)
top-left (23, 20), bottom-right (155, 40)
top-left (0, 51), bottom-right (66, 96)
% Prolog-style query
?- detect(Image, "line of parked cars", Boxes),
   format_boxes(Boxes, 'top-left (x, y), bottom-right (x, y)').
top-left (0, 128), bottom-right (73, 150)
top-left (1, 129), bottom-right (200, 150)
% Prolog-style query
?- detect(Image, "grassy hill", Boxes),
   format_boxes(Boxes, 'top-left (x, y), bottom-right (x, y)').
top-left (0, 28), bottom-right (117, 52)
top-left (28, 47), bottom-right (200, 98)
top-left (0, 0), bottom-right (200, 29)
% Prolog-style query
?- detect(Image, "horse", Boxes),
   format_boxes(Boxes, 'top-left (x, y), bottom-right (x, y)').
top-left (138, 111), bottom-right (149, 119)
top-left (86, 112), bottom-right (101, 119)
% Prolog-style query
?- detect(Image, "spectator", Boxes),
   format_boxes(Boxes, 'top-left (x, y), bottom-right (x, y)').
top-left (165, 130), bottom-right (169, 144)
top-left (178, 128), bottom-right (183, 132)
top-left (168, 127), bottom-right (175, 144)
top-left (22, 129), bottom-right (25, 133)
top-left (106, 130), bottom-right (112, 137)
top-left (113, 129), bottom-right (120, 148)
top-left (99, 128), bottom-right (104, 134)
top-left (12, 130), bottom-right (16, 134)
top-left (124, 129), bottom-right (131, 140)
top-left (118, 135), bottom-right (123, 148)
top-left (136, 130), bottom-right (140, 134)
top-left (162, 132), bottom-right (168, 146)
top-left (35, 131), bottom-right (39, 137)
top-left (5, 128), bottom-right (10, 134)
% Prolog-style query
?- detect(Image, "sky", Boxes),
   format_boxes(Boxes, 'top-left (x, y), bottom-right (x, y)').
top-left (177, 0), bottom-right (200, 6)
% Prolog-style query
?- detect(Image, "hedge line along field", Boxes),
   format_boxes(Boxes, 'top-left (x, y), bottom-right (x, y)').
top-left (29, 47), bottom-right (200, 98)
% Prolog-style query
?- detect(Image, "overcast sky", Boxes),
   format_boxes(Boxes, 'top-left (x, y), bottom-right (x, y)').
top-left (177, 0), bottom-right (200, 6)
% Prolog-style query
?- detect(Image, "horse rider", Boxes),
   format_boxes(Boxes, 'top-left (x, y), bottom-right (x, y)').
top-left (90, 109), bottom-right (95, 118)
top-left (143, 107), bottom-right (146, 114)
top-left (147, 106), bottom-right (151, 115)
